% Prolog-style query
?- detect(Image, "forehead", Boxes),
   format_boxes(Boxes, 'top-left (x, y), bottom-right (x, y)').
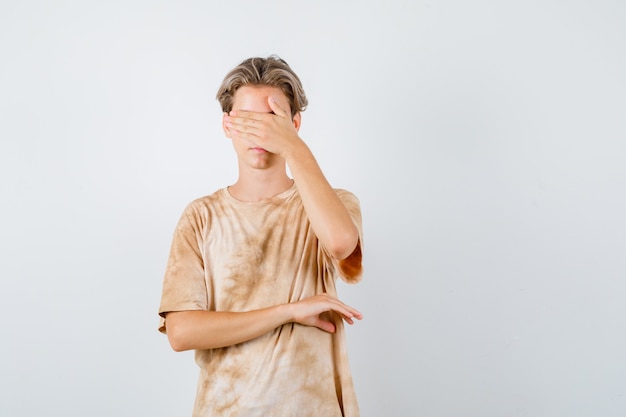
top-left (232, 85), bottom-right (289, 111)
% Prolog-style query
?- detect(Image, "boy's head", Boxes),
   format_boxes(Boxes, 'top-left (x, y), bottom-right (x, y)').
top-left (216, 55), bottom-right (308, 119)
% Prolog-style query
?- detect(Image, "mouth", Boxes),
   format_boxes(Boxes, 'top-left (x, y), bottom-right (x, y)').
top-left (251, 147), bottom-right (268, 153)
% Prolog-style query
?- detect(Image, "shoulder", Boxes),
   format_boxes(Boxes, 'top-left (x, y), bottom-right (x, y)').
top-left (333, 188), bottom-right (361, 206)
top-left (184, 188), bottom-right (226, 212)
top-left (176, 188), bottom-right (227, 227)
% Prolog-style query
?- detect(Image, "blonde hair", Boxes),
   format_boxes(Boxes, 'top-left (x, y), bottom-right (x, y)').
top-left (216, 55), bottom-right (308, 118)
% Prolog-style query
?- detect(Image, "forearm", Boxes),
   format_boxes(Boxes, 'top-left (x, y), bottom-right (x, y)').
top-left (165, 304), bottom-right (293, 351)
top-left (285, 141), bottom-right (359, 260)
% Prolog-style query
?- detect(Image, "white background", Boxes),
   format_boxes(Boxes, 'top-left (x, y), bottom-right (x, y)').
top-left (1, 1), bottom-right (625, 416)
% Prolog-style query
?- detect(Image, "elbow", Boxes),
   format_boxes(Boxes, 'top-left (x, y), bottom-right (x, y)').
top-left (165, 316), bottom-right (192, 352)
top-left (168, 336), bottom-right (188, 353)
top-left (327, 228), bottom-right (360, 260)
top-left (167, 328), bottom-right (187, 352)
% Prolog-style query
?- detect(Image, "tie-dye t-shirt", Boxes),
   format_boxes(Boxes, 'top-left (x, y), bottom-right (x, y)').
top-left (158, 183), bottom-right (363, 417)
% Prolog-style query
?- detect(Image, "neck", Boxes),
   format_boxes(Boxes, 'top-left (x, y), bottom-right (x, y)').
top-left (228, 167), bottom-right (294, 202)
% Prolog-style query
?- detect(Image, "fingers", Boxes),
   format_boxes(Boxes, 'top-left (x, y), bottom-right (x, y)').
top-left (227, 110), bottom-right (262, 122)
top-left (227, 96), bottom-right (289, 130)
top-left (224, 116), bottom-right (260, 143)
top-left (225, 111), bottom-right (272, 140)
top-left (314, 318), bottom-right (336, 333)
top-left (292, 294), bottom-right (362, 332)
top-left (342, 314), bottom-right (355, 326)
top-left (322, 294), bottom-right (362, 322)
top-left (224, 101), bottom-right (299, 156)
top-left (332, 304), bottom-right (361, 324)
top-left (225, 113), bottom-right (258, 130)
top-left (268, 96), bottom-right (288, 117)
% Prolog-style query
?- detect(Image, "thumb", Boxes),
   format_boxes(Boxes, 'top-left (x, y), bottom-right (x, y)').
top-left (314, 317), bottom-right (336, 333)
top-left (268, 96), bottom-right (289, 118)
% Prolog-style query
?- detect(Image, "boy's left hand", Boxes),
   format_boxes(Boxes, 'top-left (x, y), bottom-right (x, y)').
top-left (225, 96), bottom-right (301, 158)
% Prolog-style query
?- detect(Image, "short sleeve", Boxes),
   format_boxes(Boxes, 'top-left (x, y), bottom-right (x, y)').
top-left (158, 204), bottom-right (209, 333)
top-left (330, 189), bottom-right (364, 283)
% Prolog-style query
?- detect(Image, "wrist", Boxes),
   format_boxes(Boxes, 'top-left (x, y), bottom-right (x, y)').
top-left (278, 302), bottom-right (296, 324)
top-left (283, 138), bottom-right (311, 165)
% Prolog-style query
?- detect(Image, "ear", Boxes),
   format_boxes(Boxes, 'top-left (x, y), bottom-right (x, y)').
top-left (292, 112), bottom-right (302, 132)
top-left (222, 113), bottom-right (232, 138)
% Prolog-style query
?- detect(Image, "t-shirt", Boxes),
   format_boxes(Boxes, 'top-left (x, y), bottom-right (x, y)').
top-left (158, 183), bottom-right (363, 417)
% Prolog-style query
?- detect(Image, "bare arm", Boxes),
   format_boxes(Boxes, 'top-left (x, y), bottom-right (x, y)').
top-left (284, 141), bottom-right (359, 260)
top-left (164, 294), bottom-right (362, 352)
top-left (225, 97), bottom-right (360, 260)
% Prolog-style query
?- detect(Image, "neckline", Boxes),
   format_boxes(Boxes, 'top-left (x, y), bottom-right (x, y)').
top-left (223, 181), bottom-right (296, 205)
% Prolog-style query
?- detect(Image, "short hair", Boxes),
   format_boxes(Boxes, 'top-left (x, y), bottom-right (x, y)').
top-left (216, 55), bottom-right (308, 118)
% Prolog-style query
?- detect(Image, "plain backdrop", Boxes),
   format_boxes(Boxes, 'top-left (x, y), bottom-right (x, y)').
top-left (1, 1), bottom-right (625, 416)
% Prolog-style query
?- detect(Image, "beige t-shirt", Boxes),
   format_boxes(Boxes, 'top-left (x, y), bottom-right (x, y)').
top-left (158, 184), bottom-right (363, 417)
